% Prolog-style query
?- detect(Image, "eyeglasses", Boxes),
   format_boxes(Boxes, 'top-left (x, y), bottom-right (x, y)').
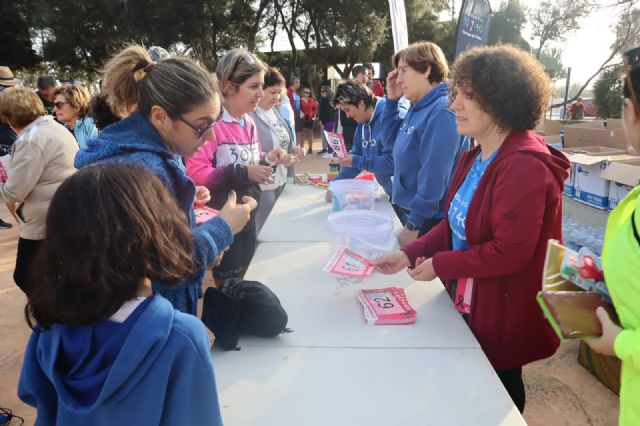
top-left (178, 116), bottom-right (217, 140)
top-left (624, 47), bottom-right (640, 110)
top-left (53, 101), bottom-right (69, 109)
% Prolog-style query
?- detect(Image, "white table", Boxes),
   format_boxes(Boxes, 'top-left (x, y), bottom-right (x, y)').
top-left (214, 346), bottom-right (526, 426)
top-left (236, 242), bottom-right (479, 349)
top-left (258, 184), bottom-right (401, 243)
top-left (213, 186), bottom-right (527, 426)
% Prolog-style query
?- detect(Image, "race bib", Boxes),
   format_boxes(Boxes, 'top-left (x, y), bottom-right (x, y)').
top-left (454, 277), bottom-right (474, 315)
top-left (216, 142), bottom-right (260, 167)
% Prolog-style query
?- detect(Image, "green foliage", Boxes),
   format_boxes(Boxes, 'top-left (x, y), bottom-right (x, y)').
top-left (530, 0), bottom-right (593, 59)
top-left (593, 65), bottom-right (623, 118)
top-left (0, 1), bottom-right (40, 68)
top-left (488, 0), bottom-right (531, 51)
top-left (539, 47), bottom-right (567, 80)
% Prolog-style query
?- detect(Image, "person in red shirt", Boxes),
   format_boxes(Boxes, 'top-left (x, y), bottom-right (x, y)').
top-left (300, 87), bottom-right (318, 154)
top-left (374, 45), bottom-right (570, 413)
top-left (364, 63), bottom-right (385, 97)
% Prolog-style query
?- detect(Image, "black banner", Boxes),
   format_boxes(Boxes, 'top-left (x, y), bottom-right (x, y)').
top-left (454, 0), bottom-right (492, 58)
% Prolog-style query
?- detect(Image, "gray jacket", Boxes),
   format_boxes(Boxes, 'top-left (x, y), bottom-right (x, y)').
top-left (249, 107), bottom-right (295, 187)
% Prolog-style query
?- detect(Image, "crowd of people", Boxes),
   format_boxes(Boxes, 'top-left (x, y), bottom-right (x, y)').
top-left (0, 40), bottom-right (638, 425)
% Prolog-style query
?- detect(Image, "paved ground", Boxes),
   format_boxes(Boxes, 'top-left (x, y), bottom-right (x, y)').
top-left (0, 138), bottom-right (619, 425)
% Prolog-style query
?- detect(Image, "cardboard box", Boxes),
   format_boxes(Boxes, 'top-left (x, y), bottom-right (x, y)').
top-left (572, 153), bottom-right (637, 209)
top-left (598, 159), bottom-right (640, 210)
top-left (545, 134), bottom-right (563, 149)
top-left (564, 121), bottom-right (629, 151)
top-left (544, 119), bottom-right (562, 136)
top-left (578, 340), bottom-right (621, 395)
top-left (559, 147), bottom-right (625, 199)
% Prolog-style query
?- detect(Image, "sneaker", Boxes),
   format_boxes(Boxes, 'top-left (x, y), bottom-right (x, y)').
top-left (321, 153), bottom-right (334, 159)
top-left (307, 148), bottom-right (313, 155)
top-left (0, 219), bottom-right (12, 230)
top-left (318, 149), bottom-right (327, 154)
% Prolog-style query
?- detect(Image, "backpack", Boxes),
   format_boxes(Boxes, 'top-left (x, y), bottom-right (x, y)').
top-left (201, 278), bottom-right (290, 350)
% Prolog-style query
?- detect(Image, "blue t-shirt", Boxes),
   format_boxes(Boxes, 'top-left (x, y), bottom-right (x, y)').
top-left (448, 149), bottom-right (499, 250)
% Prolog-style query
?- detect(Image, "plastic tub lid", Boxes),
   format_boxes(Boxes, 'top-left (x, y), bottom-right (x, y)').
top-left (326, 210), bottom-right (394, 236)
top-left (329, 178), bottom-right (377, 192)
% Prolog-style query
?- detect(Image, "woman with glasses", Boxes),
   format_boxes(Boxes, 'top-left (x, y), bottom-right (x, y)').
top-left (588, 46), bottom-right (640, 425)
top-left (375, 45), bottom-right (570, 413)
top-left (0, 87), bottom-right (78, 294)
top-left (249, 67), bottom-right (300, 233)
top-left (325, 80), bottom-right (399, 201)
top-left (382, 41), bottom-right (466, 248)
top-left (52, 83), bottom-right (98, 149)
top-left (300, 87), bottom-right (318, 154)
top-left (318, 85), bottom-right (337, 157)
top-left (75, 45), bottom-right (256, 315)
top-left (186, 49), bottom-right (287, 285)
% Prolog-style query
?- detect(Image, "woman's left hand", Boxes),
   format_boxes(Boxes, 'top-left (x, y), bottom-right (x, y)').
top-left (281, 154), bottom-right (296, 167)
top-left (407, 257), bottom-right (437, 281)
top-left (586, 307), bottom-right (622, 356)
top-left (194, 186), bottom-right (211, 204)
top-left (267, 148), bottom-right (288, 164)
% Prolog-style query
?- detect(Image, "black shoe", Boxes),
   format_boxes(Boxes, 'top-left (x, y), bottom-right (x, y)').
top-left (318, 149), bottom-right (327, 154)
top-left (0, 219), bottom-right (12, 230)
top-left (307, 148), bottom-right (313, 154)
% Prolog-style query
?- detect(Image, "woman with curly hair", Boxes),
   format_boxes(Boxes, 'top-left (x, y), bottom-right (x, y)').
top-left (374, 45), bottom-right (571, 412)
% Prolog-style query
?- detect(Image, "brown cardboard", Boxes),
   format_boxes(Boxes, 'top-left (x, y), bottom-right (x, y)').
top-left (559, 146), bottom-right (626, 157)
top-left (544, 134), bottom-right (562, 145)
top-left (544, 119), bottom-right (562, 135)
top-left (578, 340), bottom-right (621, 395)
top-left (598, 159), bottom-right (640, 187)
top-left (564, 121), bottom-right (628, 150)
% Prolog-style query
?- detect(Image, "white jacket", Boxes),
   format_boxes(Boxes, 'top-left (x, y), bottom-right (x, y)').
top-left (0, 116), bottom-right (78, 239)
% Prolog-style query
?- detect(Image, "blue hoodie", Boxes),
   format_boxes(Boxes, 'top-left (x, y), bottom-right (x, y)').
top-left (18, 295), bottom-right (223, 426)
top-left (75, 113), bottom-right (233, 315)
top-left (383, 83), bottom-right (466, 227)
top-left (333, 97), bottom-right (400, 196)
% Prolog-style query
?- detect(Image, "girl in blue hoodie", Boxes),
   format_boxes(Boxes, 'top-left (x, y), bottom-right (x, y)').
top-left (75, 45), bottom-right (256, 315)
top-left (19, 164), bottom-right (224, 426)
top-left (382, 42), bottom-right (468, 248)
top-left (326, 81), bottom-right (400, 199)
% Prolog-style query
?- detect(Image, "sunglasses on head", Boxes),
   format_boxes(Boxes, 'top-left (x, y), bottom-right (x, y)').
top-left (624, 47), bottom-right (640, 109)
top-left (229, 53), bottom-right (262, 80)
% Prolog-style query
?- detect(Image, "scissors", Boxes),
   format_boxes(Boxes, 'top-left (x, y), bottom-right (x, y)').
top-left (578, 255), bottom-right (604, 281)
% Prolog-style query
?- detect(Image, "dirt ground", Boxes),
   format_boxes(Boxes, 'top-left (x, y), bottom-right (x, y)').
top-left (0, 139), bottom-right (620, 425)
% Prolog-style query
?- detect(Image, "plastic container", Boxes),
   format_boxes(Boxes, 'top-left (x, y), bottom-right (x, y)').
top-left (329, 179), bottom-right (377, 212)
top-left (326, 210), bottom-right (398, 259)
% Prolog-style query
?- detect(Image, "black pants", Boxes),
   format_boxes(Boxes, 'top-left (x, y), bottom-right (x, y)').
top-left (496, 367), bottom-right (526, 413)
top-left (342, 125), bottom-right (357, 151)
top-left (393, 205), bottom-right (441, 237)
top-left (213, 221), bottom-right (257, 280)
top-left (14, 238), bottom-right (43, 295)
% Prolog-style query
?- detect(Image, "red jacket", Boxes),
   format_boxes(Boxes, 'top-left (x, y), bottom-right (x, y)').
top-left (300, 97), bottom-right (318, 122)
top-left (371, 80), bottom-right (385, 97)
top-left (403, 130), bottom-right (570, 370)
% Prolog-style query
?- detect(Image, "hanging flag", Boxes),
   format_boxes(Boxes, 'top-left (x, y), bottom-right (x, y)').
top-left (454, 0), bottom-right (492, 58)
top-left (388, 0), bottom-right (409, 53)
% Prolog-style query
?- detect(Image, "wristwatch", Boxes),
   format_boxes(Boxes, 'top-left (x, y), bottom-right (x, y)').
top-left (405, 221), bottom-right (419, 232)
